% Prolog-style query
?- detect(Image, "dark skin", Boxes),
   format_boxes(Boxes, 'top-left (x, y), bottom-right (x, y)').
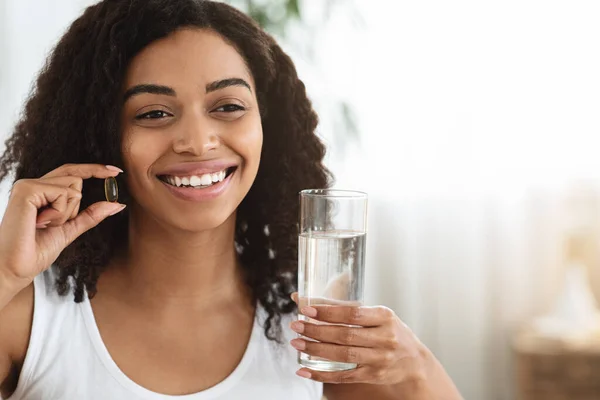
top-left (0, 29), bottom-right (462, 399)
top-left (291, 298), bottom-right (463, 399)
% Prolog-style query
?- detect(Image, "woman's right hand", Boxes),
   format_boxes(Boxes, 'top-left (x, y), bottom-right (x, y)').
top-left (0, 164), bottom-right (126, 292)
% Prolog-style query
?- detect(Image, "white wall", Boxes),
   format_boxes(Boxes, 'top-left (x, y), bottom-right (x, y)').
top-left (292, 2), bottom-right (600, 399)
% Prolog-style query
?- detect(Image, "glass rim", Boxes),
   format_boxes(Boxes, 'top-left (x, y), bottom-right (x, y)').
top-left (299, 189), bottom-right (367, 199)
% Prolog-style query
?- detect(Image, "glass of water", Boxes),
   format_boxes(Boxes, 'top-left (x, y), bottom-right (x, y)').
top-left (297, 189), bottom-right (368, 372)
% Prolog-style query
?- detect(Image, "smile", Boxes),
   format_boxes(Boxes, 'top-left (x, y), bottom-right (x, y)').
top-left (158, 167), bottom-right (236, 188)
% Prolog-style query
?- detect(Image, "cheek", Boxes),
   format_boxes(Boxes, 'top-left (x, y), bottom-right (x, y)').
top-left (233, 117), bottom-right (263, 167)
top-left (246, 129), bottom-right (263, 165)
top-left (121, 130), bottom-right (167, 182)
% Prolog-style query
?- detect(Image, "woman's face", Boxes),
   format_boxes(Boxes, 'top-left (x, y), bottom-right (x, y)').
top-left (121, 28), bottom-right (262, 232)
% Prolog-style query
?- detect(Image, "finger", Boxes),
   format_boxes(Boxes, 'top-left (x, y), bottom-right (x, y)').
top-left (300, 305), bottom-right (395, 327)
top-left (59, 202), bottom-right (126, 246)
top-left (296, 366), bottom-right (369, 384)
top-left (68, 195), bottom-right (81, 220)
top-left (35, 176), bottom-right (83, 221)
top-left (38, 175), bottom-right (83, 191)
top-left (45, 192), bottom-right (81, 225)
top-left (37, 204), bottom-right (80, 226)
top-left (291, 339), bottom-right (380, 365)
top-left (291, 321), bottom-right (385, 348)
top-left (32, 185), bottom-right (82, 226)
top-left (42, 163), bottom-right (122, 180)
top-left (6, 180), bottom-right (78, 232)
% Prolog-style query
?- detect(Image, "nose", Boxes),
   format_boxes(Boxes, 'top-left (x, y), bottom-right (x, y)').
top-left (172, 110), bottom-right (220, 156)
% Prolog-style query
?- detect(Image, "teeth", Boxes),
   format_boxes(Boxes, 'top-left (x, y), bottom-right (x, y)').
top-left (189, 176), bottom-right (202, 186)
top-left (163, 168), bottom-right (230, 188)
top-left (199, 174), bottom-right (212, 185)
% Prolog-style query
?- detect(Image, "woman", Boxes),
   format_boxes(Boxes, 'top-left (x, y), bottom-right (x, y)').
top-left (0, 0), bottom-right (462, 399)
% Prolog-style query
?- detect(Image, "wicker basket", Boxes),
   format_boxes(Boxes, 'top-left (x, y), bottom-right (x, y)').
top-left (514, 331), bottom-right (600, 400)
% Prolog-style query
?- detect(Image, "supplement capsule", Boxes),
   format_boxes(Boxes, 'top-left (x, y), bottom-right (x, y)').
top-left (104, 177), bottom-right (118, 202)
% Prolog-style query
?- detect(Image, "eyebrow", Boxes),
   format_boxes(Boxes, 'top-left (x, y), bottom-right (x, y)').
top-left (206, 78), bottom-right (252, 93)
top-left (123, 78), bottom-right (252, 102)
top-left (123, 84), bottom-right (175, 101)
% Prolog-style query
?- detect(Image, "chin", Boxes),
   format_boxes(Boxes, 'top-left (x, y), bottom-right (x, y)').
top-left (166, 208), bottom-right (236, 233)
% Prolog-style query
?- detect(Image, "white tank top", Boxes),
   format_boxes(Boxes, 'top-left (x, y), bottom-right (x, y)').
top-left (7, 267), bottom-right (322, 400)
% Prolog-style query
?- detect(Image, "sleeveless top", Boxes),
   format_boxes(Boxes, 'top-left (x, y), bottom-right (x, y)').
top-left (7, 267), bottom-right (322, 400)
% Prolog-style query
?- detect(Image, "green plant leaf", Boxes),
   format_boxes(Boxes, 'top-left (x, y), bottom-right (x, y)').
top-left (286, 0), bottom-right (300, 18)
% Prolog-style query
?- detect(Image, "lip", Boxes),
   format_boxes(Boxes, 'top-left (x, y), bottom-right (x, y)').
top-left (159, 168), bottom-right (235, 202)
top-left (156, 160), bottom-right (239, 177)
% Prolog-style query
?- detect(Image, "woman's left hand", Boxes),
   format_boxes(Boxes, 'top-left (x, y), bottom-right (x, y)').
top-left (289, 295), bottom-right (429, 385)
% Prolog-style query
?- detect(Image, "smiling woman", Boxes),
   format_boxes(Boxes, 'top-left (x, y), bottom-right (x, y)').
top-left (119, 29), bottom-right (264, 231)
top-left (0, 1), bottom-right (460, 400)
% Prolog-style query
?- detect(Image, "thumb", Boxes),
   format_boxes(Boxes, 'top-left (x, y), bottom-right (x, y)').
top-left (61, 202), bottom-right (126, 245)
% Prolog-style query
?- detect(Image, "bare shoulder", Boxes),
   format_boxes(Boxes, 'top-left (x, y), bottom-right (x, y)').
top-left (0, 284), bottom-right (34, 384)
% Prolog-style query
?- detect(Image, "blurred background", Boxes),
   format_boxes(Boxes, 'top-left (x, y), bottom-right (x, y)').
top-left (2, 1), bottom-right (600, 399)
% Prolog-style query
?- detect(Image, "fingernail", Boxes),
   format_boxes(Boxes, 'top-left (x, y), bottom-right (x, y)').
top-left (290, 339), bottom-right (306, 350)
top-left (105, 165), bottom-right (123, 173)
top-left (296, 370), bottom-right (312, 379)
top-left (301, 306), bottom-right (317, 318)
top-left (290, 321), bottom-right (304, 333)
top-left (36, 221), bottom-right (50, 229)
top-left (109, 204), bottom-right (126, 216)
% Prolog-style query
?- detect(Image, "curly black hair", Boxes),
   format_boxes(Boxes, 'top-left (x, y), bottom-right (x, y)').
top-left (0, 0), bottom-right (330, 342)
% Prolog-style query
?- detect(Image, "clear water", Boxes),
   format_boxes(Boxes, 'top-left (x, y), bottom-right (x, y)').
top-left (297, 231), bottom-right (366, 371)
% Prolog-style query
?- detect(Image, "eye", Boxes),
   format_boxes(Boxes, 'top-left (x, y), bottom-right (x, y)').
top-left (135, 110), bottom-right (172, 120)
top-left (213, 104), bottom-right (246, 113)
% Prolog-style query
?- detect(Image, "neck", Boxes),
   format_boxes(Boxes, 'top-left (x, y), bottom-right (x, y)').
top-left (110, 204), bottom-right (247, 308)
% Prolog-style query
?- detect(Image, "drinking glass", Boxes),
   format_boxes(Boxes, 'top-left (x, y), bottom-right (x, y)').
top-left (297, 189), bottom-right (368, 372)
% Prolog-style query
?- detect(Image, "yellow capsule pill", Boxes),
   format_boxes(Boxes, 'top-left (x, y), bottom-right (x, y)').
top-left (104, 177), bottom-right (118, 202)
